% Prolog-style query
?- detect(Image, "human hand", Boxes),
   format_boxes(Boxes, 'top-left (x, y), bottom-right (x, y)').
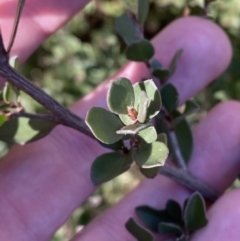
top-left (0, 1), bottom-right (237, 240)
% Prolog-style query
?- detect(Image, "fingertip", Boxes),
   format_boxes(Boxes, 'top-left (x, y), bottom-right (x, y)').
top-left (152, 16), bottom-right (232, 103)
top-left (192, 189), bottom-right (240, 240)
top-left (189, 100), bottom-right (240, 193)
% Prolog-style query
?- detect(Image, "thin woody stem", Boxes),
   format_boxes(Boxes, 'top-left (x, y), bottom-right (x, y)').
top-left (7, 0), bottom-right (26, 55)
top-left (160, 164), bottom-right (220, 201)
top-left (0, 33), bottom-right (93, 139)
top-left (10, 112), bottom-right (60, 123)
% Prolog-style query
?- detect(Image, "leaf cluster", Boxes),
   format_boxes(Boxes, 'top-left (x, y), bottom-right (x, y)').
top-left (86, 78), bottom-right (169, 185)
top-left (126, 192), bottom-right (208, 241)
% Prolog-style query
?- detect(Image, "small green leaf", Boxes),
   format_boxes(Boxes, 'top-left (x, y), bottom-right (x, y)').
top-left (0, 114), bottom-right (7, 127)
top-left (168, 49), bottom-right (183, 78)
top-left (119, 113), bottom-right (135, 126)
top-left (134, 141), bottom-right (168, 168)
top-left (134, 79), bottom-right (161, 119)
top-left (9, 55), bottom-right (19, 69)
top-left (86, 107), bottom-right (124, 144)
top-left (152, 69), bottom-right (170, 80)
top-left (150, 59), bottom-right (163, 70)
top-left (107, 77), bottom-right (135, 115)
top-left (156, 133), bottom-right (167, 145)
top-left (172, 100), bottom-right (200, 126)
top-left (137, 91), bottom-right (148, 123)
top-left (166, 200), bottom-right (183, 224)
top-left (126, 39), bottom-right (154, 61)
top-left (2, 82), bottom-right (20, 106)
top-left (184, 192), bottom-right (208, 232)
top-left (138, 0), bottom-right (149, 25)
top-left (150, 59), bottom-right (170, 80)
top-left (91, 152), bottom-right (131, 185)
top-left (97, 139), bottom-right (124, 151)
top-left (115, 13), bottom-right (139, 45)
top-left (161, 84), bottom-right (179, 113)
top-left (171, 110), bottom-right (193, 164)
top-left (140, 166), bottom-right (160, 178)
top-left (158, 222), bottom-right (182, 236)
top-left (125, 218), bottom-right (154, 241)
top-left (136, 206), bottom-right (173, 232)
top-left (137, 126), bottom-right (157, 144)
top-left (116, 122), bottom-right (151, 135)
top-left (0, 117), bottom-right (56, 145)
top-left (184, 100), bottom-right (200, 115)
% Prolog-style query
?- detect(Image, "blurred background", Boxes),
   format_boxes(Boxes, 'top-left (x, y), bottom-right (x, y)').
top-left (5, 0), bottom-right (240, 240)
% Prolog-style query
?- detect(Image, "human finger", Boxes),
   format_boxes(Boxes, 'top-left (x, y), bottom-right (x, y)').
top-left (71, 101), bottom-right (240, 241)
top-left (0, 16), bottom-right (232, 241)
top-left (0, 0), bottom-right (90, 63)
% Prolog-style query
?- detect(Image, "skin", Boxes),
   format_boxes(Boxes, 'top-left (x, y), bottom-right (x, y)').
top-left (0, 0), bottom-right (238, 240)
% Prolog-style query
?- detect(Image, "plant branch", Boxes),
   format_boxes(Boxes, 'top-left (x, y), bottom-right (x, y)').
top-left (0, 33), bottom-right (93, 139)
top-left (7, 0), bottom-right (26, 55)
top-left (10, 111), bottom-right (60, 123)
top-left (160, 164), bottom-right (220, 202)
top-left (168, 130), bottom-right (187, 170)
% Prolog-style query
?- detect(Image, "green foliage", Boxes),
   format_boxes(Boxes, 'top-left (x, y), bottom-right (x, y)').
top-left (0, 117), bottom-right (56, 145)
top-left (184, 192), bottom-right (208, 232)
top-left (86, 78), bottom-right (168, 184)
top-left (137, 91), bottom-right (148, 123)
top-left (158, 222), bottom-right (182, 235)
top-left (0, 114), bottom-right (7, 127)
top-left (140, 166), bottom-right (160, 178)
top-left (129, 192), bottom-right (208, 240)
top-left (172, 110), bottom-right (193, 164)
top-left (125, 218), bottom-right (154, 241)
top-left (115, 13), bottom-right (139, 45)
top-left (137, 126), bottom-right (157, 144)
top-left (138, 0), bottom-right (149, 26)
top-left (126, 39), bottom-right (154, 61)
top-left (161, 84), bottom-right (179, 113)
top-left (151, 59), bottom-right (170, 81)
top-left (134, 141), bottom-right (169, 168)
top-left (85, 107), bottom-right (124, 144)
top-left (133, 79), bottom-right (161, 119)
top-left (90, 152), bottom-right (132, 185)
top-left (107, 77), bottom-right (134, 114)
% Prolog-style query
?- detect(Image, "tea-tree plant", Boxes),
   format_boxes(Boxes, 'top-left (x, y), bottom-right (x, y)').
top-left (0, 0), bottom-right (226, 240)
top-left (0, 0), bottom-right (218, 200)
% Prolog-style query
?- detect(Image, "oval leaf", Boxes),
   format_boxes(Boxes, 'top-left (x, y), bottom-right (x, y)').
top-left (86, 107), bottom-right (124, 144)
top-left (140, 166), bottom-right (160, 179)
top-left (119, 113), bottom-right (135, 126)
top-left (137, 126), bottom-right (157, 144)
top-left (107, 78), bottom-right (135, 115)
top-left (91, 152), bottom-right (131, 185)
top-left (125, 218), bottom-right (154, 241)
top-left (172, 110), bottom-right (193, 163)
top-left (126, 39), bottom-right (154, 61)
top-left (184, 192), bottom-right (208, 232)
top-left (169, 49), bottom-right (183, 77)
top-left (161, 84), bottom-right (179, 113)
top-left (166, 200), bottom-right (183, 224)
top-left (137, 91), bottom-right (148, 123)
top-left (134, 141), bottom-right (169, 168)
top-left (0, 114), bottom-right (7, 127)
top-left (136, 205), bottom-right (173, 232)
top-left (0, 117), bottom-right (56, 145)
top-left (134, 79), bottom-right (161, 119)
top-left (156, 133), bottom-right (168, 145)
top-left (115, 13), bottom-right (138, 45)
top-left (158, 222), bottom-right (182, 236)
top-left (116, 122), bottom-right (151, 135)
top-left (138, 0), bottom-right (149, 25)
